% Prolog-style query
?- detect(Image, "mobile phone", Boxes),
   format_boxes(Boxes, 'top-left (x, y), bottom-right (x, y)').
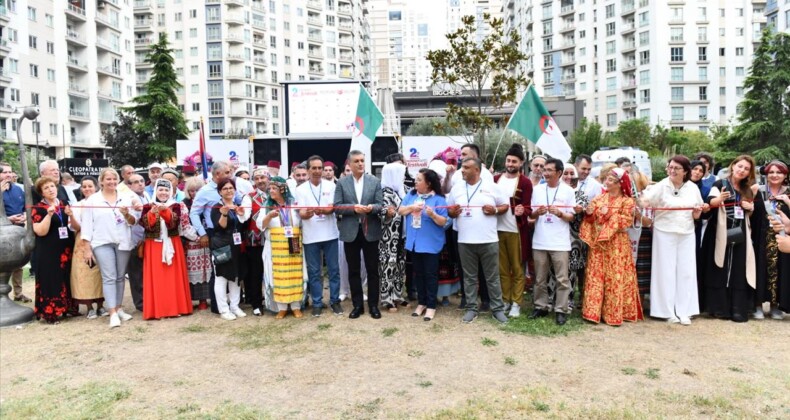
top-left (86, 259), bottom-right (95, 269)
top-left (766, 203), bottom-right (787, 237)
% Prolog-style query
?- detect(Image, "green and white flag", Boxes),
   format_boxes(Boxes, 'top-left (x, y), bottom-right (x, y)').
top-left (350, 85), bottom-right (384, 152)
top-left (506, 85), bottom-right (572, 162)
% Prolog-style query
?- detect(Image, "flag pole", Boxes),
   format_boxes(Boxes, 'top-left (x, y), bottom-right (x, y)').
top-left (490, 80), bottom-right (533, 169)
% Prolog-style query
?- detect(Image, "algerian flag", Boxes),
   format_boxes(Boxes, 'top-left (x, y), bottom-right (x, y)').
top-left (506, 85), bottom-right (572, 162)
top-left (350, 85), bottom-right (384, 154)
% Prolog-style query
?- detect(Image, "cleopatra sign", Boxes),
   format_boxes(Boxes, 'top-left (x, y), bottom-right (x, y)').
top-left (58, 158), bottom-right (109, 179)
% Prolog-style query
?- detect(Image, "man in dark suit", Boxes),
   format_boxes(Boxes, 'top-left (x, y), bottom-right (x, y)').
top-left (334, 150), bottom-right (385, 319)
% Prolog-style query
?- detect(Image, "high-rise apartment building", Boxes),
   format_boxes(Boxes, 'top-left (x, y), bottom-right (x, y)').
top-left (766, 0), bottom-right (790, 32)
top-left (504, 0), bottom-right (768, 132)
top-left (134, 0), bottom-right (371, 140)
top-left (0, 0), bottom-right (136, 159)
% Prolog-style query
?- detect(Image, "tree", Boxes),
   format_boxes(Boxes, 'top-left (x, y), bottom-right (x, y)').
top-left (427, 13), bottom-right (528, 163)
top-left (724, 28), bottom-right (790, 162)
top-left (0, 142), bottom-right (43, 183)
top-left (124, 33), bottom-right (190, 163)
top-left (404, 117), bottom-right (464, 136)
top-left (568, 118), bottom-right (605, 159)
top-left (103, 111), bottom-right (152, 168)
top-left (475, 129), bottom-right (524, 170)
top-left (609, 118), bottom-right (652, 151)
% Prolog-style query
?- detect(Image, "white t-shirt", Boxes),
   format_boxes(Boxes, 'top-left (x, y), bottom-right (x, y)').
top-left (295, 179), bottom-right (339, 244)
top-left (450, 164), bottom-right (494, 188)
top-left (578, 176), bottom-right (603, 201)
top-left (447, 178), bottom-right (507, 244)
top-left (496, 175), bottom-right (519, 233)
top-left (530, 182), bottom-right (576, 251)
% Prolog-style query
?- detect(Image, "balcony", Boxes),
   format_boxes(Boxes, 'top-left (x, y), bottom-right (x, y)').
top-left (309, 66), bottom-right (324, 76)
top-left (134, 0), bottom-right (153, 12)
top-left (0, 6), bottom-right (9, 22)
top-left (339, 23), bottom-right (353, 33)
top-left (69, 109), bottom-right (90, 122)
top-left (226, 53), bottom-right (245, 62)
top-left (308, 49), bottom-right (323, 59)
top-left (559, 23), bottom-right (575, 33)
top-left (66, 4), bottom-right (87, 21)
top-left (225, 14), bottom-right (245, 25)
top-left (622, 79), bottom-right (637, 89)
top-left (68, 84), bottom-right (89, 98)
top-left (67, 58), bottom-right (89, 72)
top-left (338, 6), bottom-right (352, 16)
top-left (66, 31), bottom-right (87, 47)
top-left (71, 136), bottom-right (89, 145)
top-left (225, 0), bottom-right (247, 7)
top-left (97, 38), bottom-right (121, 54)
top-left (622, 22), bottom-right (635, 34)
top-left (560, 74), bottom-right (576, 82)
top-left (226, 33), bottom-right (244, 44)
top-left (622, 61), bottom-right (636, 71)
top-left (339, 38), bottom-right (353, 47)
top-left (0, 39), bottom-right (10, 53)
top-left (307, 0), bottom-right (322, 10)
top-left (559, 5), bottom-right (574, 17)
top-left (252, 20), bottom-right (266, 30)
top-left (251, 2), bottom-right (266, 13)
top-left (135, 38), bottom-right (153, 49)
top-left (98, 91), bottom-right (123, 102)
top-left (97, 66), bottom-right (122, 79)
top-left (621, 2), bottom-right (635, 15)
top-left (622, 100), bottom-right (637, 109)
top-left (253, 56), bottom-right (267, 67)
top-left (134, 19), bottom-right (153, 30)
top-left (339, 54), bottom-right (353, 63)
top-left (96, 13), bottom-right (120, 29)
top-left (307, 33), bottom-right (323, 43)
top-left (307, 17), bottom-right (322, 27)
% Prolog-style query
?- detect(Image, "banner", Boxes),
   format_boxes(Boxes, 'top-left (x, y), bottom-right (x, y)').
top-left (400, 136), bottom-right (468, 177)
top-left (177, 139), bottom-right (250, 168)
top-left (58, 158), bottom-right (109, 180)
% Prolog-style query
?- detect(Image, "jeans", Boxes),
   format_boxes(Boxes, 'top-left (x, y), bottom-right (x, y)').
top-left (344, 227), bottom-right (380, 309)
top-left (305, 239), bottom-right (341, 308)
top-left (92, 243), bottom-right (131, 309)
top-left (458, 242), bottom-right (504, 313)
top-left (412, 252), bottom-right (440, 309)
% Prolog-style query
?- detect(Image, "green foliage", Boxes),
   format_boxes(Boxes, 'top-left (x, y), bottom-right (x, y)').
top-left (0, 142), bottom-right (44, 183)
top-left (124, 33), bottom-right (190, 163)
top-left (103, 111), bottom-right (152, 168)
top-left (475, 128), bottom-right (526, 169)
top-left (725, 28), bottom-right (790, 162)
top-left (608, 118), bottom-right (652, 150)
top-left (427, 13), bottom-right (528, 162)
top-left (404, 117), bottom-right (464, 136)
top-left (569, 118), bottom-right (605, 159)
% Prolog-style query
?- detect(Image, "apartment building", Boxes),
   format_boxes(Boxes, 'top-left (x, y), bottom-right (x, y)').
top-left (134, 0), bottom-right (371, 140)
top-left (766, 0), bottom-right (790, 32)
top-left (504, 0), bottom-right (768, 132)
top-left (0, 0), bottom-right (136, 159)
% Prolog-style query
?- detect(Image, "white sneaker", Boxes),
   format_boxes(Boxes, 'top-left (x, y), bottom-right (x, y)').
top-left (753, 308), bottom-right (765, 320)
top-left (252, 308), bottom-right (262, 316)
top-left (232, 309), bottom-right (247, 318)
top-left (86, 309), bottom-right (97, 319)
top-left (117, 309), bottom-right (133, 322)
top-left (667, 316), bottom-right (680, 324)
top-left (109, 313), bottom-right (121, 328)
top-left (339, 294), bottom-right (347, 302)
top-left (220, 312), bottom-right (237, 321)
top-left (770, 308), bottom-right (785, 320)
top-left (508, 303), bottom-right (521, 318)
top-left (680, 316), bottom-right (691, 325)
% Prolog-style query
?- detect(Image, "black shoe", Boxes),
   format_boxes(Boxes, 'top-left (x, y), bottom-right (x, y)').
top-left (330, 303), bottom-right (343, 315)
top-left (369, 307), bottom-right (382, 319)
top-left (556, 313), bottom-right (567, 326)
top-left (528, 309), bottom-right (549, 319)
top-left (732, 313), bottom-right (748, 323)
top-left (349, 306), bottom-right (364, 319)
top-left (312, 306), bottom-right (322, 317)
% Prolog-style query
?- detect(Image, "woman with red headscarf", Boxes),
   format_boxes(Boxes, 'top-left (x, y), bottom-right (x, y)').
top-left (580, 168), bottom-right (644, 326)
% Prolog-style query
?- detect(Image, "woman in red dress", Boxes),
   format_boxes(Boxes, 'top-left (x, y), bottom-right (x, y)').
top-left (139, 179), bottom-right (198, 319)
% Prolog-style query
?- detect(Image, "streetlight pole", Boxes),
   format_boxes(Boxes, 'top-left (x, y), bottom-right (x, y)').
top-left (34, 117), bottom-right (39, 163)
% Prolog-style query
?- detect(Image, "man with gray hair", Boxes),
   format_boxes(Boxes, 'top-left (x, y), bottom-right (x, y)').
top-left (118, 165), bottom-right (135, 194)
top-left (34, 160), bottom-right (71, 204)
top-left (189, 160), bottom-right (240, 313)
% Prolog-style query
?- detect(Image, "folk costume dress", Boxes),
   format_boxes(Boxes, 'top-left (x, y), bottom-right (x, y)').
top-left (183, 197), bottom-right (213, 301)
top-left (379, 185), bottom-right (406, 308)
top-left (580, 186), bottom-right (644, 326)
top-left (258, 196), bottom-right (305, 313)
top-left (32, 200), bottom-right (74, 323)
top-left (752, 185), bottom-right (790, 312)
top-left (139, 188), bottom-right (197, 320)
top-left (69, 199), bottom-right (104, 306)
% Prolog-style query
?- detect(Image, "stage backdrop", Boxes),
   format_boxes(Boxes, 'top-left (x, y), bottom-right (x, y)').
top-left (177, 139), bottom-right (250, 168)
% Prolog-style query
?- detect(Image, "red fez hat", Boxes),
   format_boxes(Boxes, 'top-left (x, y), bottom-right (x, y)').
top-left (267, 160), bottom-right (281, 169)
top-left (291, 162), bottom-right (299, 168)
top-left (324, 161), bottom-right (336, 168)
top-left (182, 165), bottom-right (196, 175)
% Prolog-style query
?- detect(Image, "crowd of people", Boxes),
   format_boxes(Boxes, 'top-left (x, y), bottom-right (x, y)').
top-left (1, 145), bottom-right (788, 328)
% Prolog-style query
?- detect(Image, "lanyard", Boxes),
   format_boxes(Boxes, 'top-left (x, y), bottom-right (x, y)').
top-left (465, 180), bottom-right (482, 206)
top-left (278, 205), bottom-right (291, 227)
top-left (545, 185), bottom-right (559, 206)
top-left (44, 199), bottom-right (63, 225)
top-left (309, 181), bottom-right (323, 205)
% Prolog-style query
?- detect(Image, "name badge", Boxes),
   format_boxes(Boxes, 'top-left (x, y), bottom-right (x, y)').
top-left (283, 226), bottom-right (294, 238)
top-left (463, 208), bottom-right (472, 218)
top-left (232, 232), bottom-right (242, 245)
top-left (545, 214), bottom-right (554, 224)
top-left (58, 227), bottom-right (69, 239)
top-left (734, 206), bottom-right (744, 219)
top-left (115, 213), bottom-right (125, 225)
top-left (315, 214), bottom-right (326, 222)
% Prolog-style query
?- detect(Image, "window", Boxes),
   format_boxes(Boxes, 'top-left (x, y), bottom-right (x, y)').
top-left (209, 119), bottom-right (223, 135)
top-left (189, 9), bottom-right (197, 18)
top-left (543, 71), bottom-right (553, 84)
top-left (719, 8), bottom-right (725, 17)
top-left (208, 81), bottom-right (222, 96)
top-left (736, 8), bottom-right (744, 17)
top-left (47, 69), bottom-right (55, 81)
top-left (271, 89), bottom-right (278, 100)
top-left (719, 67), bottom-right (726, 77)
top-left (640, 89), bottom-right (650, 103)
top-left (670, 7), bottom-right (683, 21)
top-left (29, 64), bottom-right (38, 78)
top-left (699, 86), bottom-right (707, 100)
top-left (174, 31), bottom-right (182, 40)
top-left (735, 67), bottom-right (745, 76)
top-left (9, 88), bottom-right (19, 102)
top-left (606, 95), bottom-right (616, 109)
top-left (31, 92), bottom-right (39, 106)
top-left (719, 48), bottom-right (725, 56)
top-left (698, 7), bottom-right (707, 19)
top-left (174, 12), bottom-right (182, 21)
top-left (29, 35), bottom-right (37, 49)
top-left (671, 87), bottom-right (684, 101)
top-left (698, 67), bottom-right (707, 80)
top-left (579, 47), bottom-right (586, 57)
top-left (640, 109), bottom-right (650, 120)
top-left (670, 28), bottom-right (683, 42)
top-left (671, 67), bottom-right (684, 81)
top-left (720, 106), bottom-right (726, 115)
top-left (579, 12), bottom-right (585, 22)
top-left (543, 54), bottom-right (553, 67)
top-left (671, 107), bottom-right (684, 120)
top-left (49, 124), bottom-right (57, 136)
top-left (209, 101), bottom-right (223, 115)
top-left (606, 59), bottom-right (616, 72)
top-left (698, 47), bottom-right (707, 61)
top-left (27, 6), bottom-right (35, 21)
top-left (719, 28), bottom-right (725, 37)
top-left (606, 77), bottom-right (616, 90)
top-left (670, 47), bottom-right (684, 62)
top-left (271, 71), bottom-right (278, 83)
top-left (48, 96), bottom-right (56, 108)
top-left (579, 30), bottom-right (586, 39)
top-left (46, 42), bottom-right (54, 54)
top-left (698, 27), bottom-right (707, 42)
top-left (735, 47), bottom-right (744, 56)
top-left (542, 4), bottom-right (552, 19)
top-left (607, 113), bottom-right (617, 127)
top-left (191, 65), bottom-right (199, 75)
top-left (190, 47), bottom-right (198, 57)
top-left (640, 70), bottom-right (650, 84)
top-left (45, 13), bottom-right (53, 27)
top-left (191, 84), bottom-right (199, 93)
top-left (736, 28), bottom-right (744, 36)
top-left (580, 65), bottom-right (587, 73)
top-left (208, 63), bottom-right (222, 78)
top-left (543, 37), bottom-right (553, 50)
top-left (543, 20), bottom-right (553, 35)
top-left (639, 31), bottom-right (649, 46)
top-left (192, 103), bottom-right (200, 111)
top-left (605, 4), bottom-right (615, 18)
top-left (8, 58), bottom-right (17, 73)
top-left (639, 50), bottom-right (650, 65)
top-left (720, 87), bottom-right (726, 95)
top-left (736, 86), bottom-right (744, 97)
top-left (606, 40), bottom-right (616, 54)
top-left (190, 28), bottom-right (197, 38)
top-left (297, 41), bottom-right (304, 50)
top-left (639, 11), bottom-right (649, 26)
top-left (606, 22), bottom-right (616, 36)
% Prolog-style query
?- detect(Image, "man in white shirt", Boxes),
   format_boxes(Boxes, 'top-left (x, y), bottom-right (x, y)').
top-left (447, 157), bottom-right (509, 324)
top-left (442, 143), bottom-right (494, 193)
top-left (575, 154), bottom-right (602, 201)
top-left (529, 158), bottom-right (577, 326)
top-left (297, 155), bottom-right (343, 317)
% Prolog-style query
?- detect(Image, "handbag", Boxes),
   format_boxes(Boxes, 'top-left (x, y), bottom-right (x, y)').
top-left (211, 245), bottom-right (232, 264)
top-left (726, 226), bottom-right (745, 244)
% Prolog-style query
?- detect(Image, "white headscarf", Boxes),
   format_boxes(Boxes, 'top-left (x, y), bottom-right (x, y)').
top-left (153, 179), bottom-right (176, 265)
top-left (428, 159), bottom-right (447, 181)
top-left (381, 162), bottom-right (406, 198)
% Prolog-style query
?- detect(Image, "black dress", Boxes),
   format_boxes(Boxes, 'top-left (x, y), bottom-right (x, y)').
top-left (210, 207), bottom-right (245, 281)
top-left (32, 202), bottom-right (74, 323)
top-left (700, 180), bottom-right (755, 320)
top-left (752, 186), bottom-right (790, 311)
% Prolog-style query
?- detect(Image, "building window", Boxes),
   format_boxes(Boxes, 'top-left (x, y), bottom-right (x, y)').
top-left (192, 103), bottom-right (200, 111)
top-left (735, 47), bottom-right (744, 56)
top-left (640, 89), bottom-right (650, 103)
top-left (698, 26), bottom-right (707, 42)
top-left (47, 69), bottom-right (55, 81)
top-left (639, 31), bottom-right (649, 46)
top-left (29, 64), bottom-right (38, 78)
top-left (29, 35), bottom-right (37, 49)
top-left (209, 119), bottom-right (224, 135)
top-left (671, 67), bottom-right (684, 81)
top-left (605, 4), bottom-right (615, 18)
top-left (670, 47), bottom-right (684, 62)
top-left (698, 47), bottom-right (707, 61)
top-left (640, 108), bottom-right (650, 120)
top-left (27, 6), bottom-right (36, 21)
top-left (543, 71), bottom-right (553, 84)
top-left (607, 77), bottom-right (616, 90)
top-left (735, 67), bottom-right (745, 76)
top-left (639, 50), bottom-right (650, 65)
top-left (208, 63), bottom-right (222, 78)
top-left (606, 95), bottom-right (616, 109)
top-left (543, 54), bottom-right (553, 67)
top-left (31, 92), bottom-right (39, 106)
top-left (640, 70), bottom-right (650, 84)
top-left (543, 37), bottom-right (553, 50)
top-left (606, 22), bottom-right (616, 36)
top-left (698, 67), bottom-right (707, 80)
top-left (606, 58), bottom-right (616, 72)
top-left (736, 86), bottom-right (744, 97)
top-left (48, 96), bottom-right (56, 108)
top-left (607, 113), bottom-right (617, 127)
top-left (671, 87), bottom-right (684, 101)
top-left (209, 102), bottom-right (223, 115)
top-left (671, 107), bottom-right (684, 120)
top-left (639, 11), bottom-right (649, 26)
top-left (670, 28), bottom-right (683, 42)
top-left (699, 86), bottom-right (707, 100)
top-left (720, 87), bottom-right (726, 95)
top-left (606, 40), bottom-right (616, 54)
top-left (191, 84), bottom-right (199, 93)
top-left (699, 106), bottom-right (708, 120)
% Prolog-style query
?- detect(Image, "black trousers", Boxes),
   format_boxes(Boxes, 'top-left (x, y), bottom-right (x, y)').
top-left (242, 245), bottom-right (264, 310)
top-left (127, 250), bottom-right (144, 311)
top-left (344, 227), bottom-right (380, 309)
top-left (206, 228), bottom-right (220, 314)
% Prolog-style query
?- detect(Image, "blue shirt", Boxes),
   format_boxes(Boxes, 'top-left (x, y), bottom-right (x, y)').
top-left (3, 184), bottom-right (25, 217)
top-left (700, 174), bottom-right (716, 201)
top-left (402, 192), bottom-right (448, 254)
top-left (188, 180), bottom-right (242, 237)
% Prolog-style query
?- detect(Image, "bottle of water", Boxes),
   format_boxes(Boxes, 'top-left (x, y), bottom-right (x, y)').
top-left (412, 196), bottom-right (424, 229)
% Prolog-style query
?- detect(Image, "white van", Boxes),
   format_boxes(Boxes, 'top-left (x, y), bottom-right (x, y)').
top-left (591, 147), bottom-right (652, 180)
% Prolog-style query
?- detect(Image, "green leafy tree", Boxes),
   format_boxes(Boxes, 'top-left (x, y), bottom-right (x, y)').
top-left (0, 142), bottom-right (43, 183)
top-left (405, 117), bottom-right (464, 136)
top-left (609, 118), bottom-right (652, 151)
top-left (568, 118), bottom-right (605, 159)
top-left (475, 129), bottom-right (524, 170)
top-left (724, 28), bottom-right (790, 162)
top-left (104, 111), bottom-right (152, 168)
top-left (124, 33), bottom-right (190, 163)
top-left (427, 13), bottom-right (528, 163)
